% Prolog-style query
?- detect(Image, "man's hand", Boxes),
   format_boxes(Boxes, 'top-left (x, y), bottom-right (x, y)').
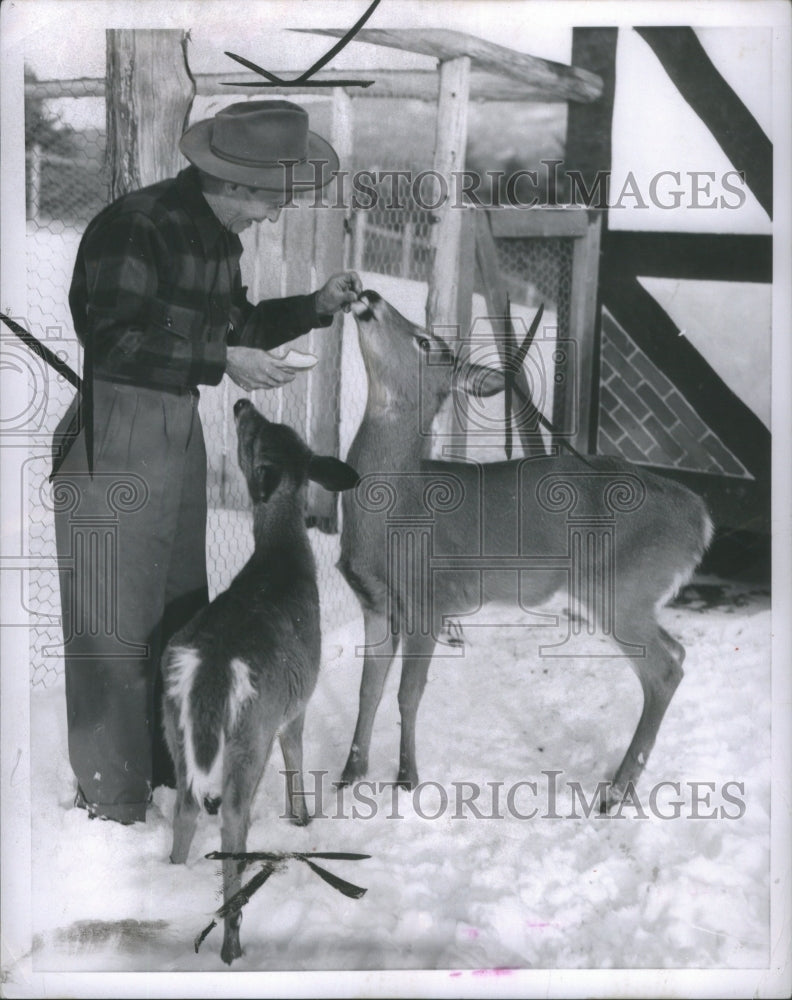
top-left (315, 271), bottom-right (363, 315)
top-left (226, 346), bottom-right (300, 391)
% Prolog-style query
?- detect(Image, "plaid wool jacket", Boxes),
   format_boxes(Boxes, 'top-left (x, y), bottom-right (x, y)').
top-left (69, 166), bottom-right (332, 389)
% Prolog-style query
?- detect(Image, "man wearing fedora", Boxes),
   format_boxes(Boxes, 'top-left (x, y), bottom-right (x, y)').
top-left (53, 100), bottom-right (361, 824)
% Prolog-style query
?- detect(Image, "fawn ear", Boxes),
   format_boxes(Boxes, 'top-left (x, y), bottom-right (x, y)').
top-left (252, 464), bottom-right (282, 503)
top-left (455, 362), bottom-right (506, 398)
top-left (307, 455), bottom-right (360, 492)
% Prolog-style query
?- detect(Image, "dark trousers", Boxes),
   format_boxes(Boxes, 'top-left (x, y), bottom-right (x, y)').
top-left (53, 380), bottom-right (208, 823)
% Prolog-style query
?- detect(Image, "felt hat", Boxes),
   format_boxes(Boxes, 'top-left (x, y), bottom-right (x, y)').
top-left (179, 100), bottom-right (339, 191)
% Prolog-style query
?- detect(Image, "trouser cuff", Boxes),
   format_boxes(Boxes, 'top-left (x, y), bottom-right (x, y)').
top-left (75, 787), bottom-right (147, 825)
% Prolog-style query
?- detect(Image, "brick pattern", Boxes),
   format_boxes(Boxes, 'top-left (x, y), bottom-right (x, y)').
top-left (598, 309), bottom-right (751, 479)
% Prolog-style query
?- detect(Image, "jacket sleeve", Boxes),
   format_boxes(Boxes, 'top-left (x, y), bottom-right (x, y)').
top-left (73, 211), bottom-right (227, 387)
top-left (228, 273), bottom-right (334, 351)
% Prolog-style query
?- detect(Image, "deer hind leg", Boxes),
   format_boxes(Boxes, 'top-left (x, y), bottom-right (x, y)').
top-left (163, 699), bottom-right (200, 864)
top-left (341, 605), bottom-right (401, 785)
top-left (396, 631), bottom-right (438, 789)
top-left (607, 621), bottom-right (684, 809)
top-left (220, 731), bottom-right (273, 966)
top-left (279, 711), bottom-right (310, 826)
top-left (659, 626), bottom-right (686, 667)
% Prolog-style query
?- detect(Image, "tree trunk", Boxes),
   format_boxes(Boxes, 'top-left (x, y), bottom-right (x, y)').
top-left (106, 29), bottom-right (195, 199)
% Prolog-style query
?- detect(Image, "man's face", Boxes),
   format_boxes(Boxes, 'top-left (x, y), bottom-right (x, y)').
top-left (213, 183), bottom-right (289, 233)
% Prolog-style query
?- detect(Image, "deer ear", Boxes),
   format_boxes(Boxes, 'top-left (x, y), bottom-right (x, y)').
top-left (455, 363), bottom-right (506, 398)
top-left (307, 455), bottom-right (360, 492)
top-left (251, 464), bottom-right (282, 503)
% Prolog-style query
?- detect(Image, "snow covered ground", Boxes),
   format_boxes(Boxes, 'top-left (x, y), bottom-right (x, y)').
top-left (21, 551), bottom-right (772, 983)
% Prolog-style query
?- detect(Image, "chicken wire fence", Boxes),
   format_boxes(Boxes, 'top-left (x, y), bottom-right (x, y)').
top-left (21, 79), bottom-right (575, 688)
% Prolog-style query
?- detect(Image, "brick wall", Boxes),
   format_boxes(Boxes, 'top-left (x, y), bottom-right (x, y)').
top-left (598, 309), bottom-right (751, 478)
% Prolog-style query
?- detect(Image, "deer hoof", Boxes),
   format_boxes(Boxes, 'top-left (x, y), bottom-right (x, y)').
top-left (340, 754), bottom-right (368, 786)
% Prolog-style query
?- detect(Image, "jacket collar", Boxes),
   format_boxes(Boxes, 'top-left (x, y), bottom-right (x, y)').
top-left (175, 166), bottom-right (238, 254)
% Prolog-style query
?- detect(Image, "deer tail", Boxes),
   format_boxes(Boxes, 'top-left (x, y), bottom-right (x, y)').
top-left (164, 648), bottom-right (255, 812)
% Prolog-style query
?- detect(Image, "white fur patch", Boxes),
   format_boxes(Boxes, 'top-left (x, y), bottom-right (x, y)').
top-left (654, 512), bottom-right (715, 613)
top-left (166, 646), bottom-right (223, 806)
top-left (228, 657), bottom-right (256, 729)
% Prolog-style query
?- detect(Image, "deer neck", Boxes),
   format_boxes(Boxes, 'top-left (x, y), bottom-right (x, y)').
top-left (251, 492), bottom-right (313, 566)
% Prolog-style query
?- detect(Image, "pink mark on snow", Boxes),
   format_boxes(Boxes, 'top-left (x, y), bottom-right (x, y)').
top-left (466, 927), bottom-right (480, 939)
top-left (472, 968), bottom-right (514, 977)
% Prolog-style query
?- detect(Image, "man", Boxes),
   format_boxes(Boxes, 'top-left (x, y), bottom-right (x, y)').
top-left (52, 100), bottom-right (362, 824)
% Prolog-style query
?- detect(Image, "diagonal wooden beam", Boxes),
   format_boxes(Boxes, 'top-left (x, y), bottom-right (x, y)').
top-left (292, 28), bottom-right (603, 102)
top-left (635, 27), bottom-right (772, 218)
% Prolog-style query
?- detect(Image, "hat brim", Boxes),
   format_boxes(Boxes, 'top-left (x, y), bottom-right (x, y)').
top-left (179, 117), bottom-right (339, 192)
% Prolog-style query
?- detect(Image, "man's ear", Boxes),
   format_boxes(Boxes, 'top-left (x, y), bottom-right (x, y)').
top-left (307, 455), bottom-right (360, 492)
top-left (251, 464), bottom-right (282, 503)
top-left (454, 362), bottom-right (506, 398)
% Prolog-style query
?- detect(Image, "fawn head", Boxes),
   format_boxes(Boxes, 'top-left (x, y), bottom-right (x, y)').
top-left (350, 290), bottom-right (508, 417)
top-left (234, 399), bottom-right (359, 504)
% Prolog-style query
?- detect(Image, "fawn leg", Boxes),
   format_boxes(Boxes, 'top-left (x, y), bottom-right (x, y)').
top-left (341, 606), bottom-right (400, 784)
top-left (220, 735), bottom-right (272, 966)
top-left (607, 626), bottom-right (684, 808)
top-left (164, 702), bottom-right (200, 864)
top-left (396, 631), bottom-right (437, 789)
top-left (279, 712), bottom-right (310, 826)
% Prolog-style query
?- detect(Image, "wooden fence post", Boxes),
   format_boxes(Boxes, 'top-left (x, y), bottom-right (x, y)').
top-left (426, 55), bottom-right (471, 334)
top-left (426, 55), bottom-right (472, 451)
top-left (106, 29), bottom-right (195, 198)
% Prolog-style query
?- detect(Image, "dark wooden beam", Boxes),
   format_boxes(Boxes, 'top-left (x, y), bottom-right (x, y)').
top-left (604, 232), bottom-right (772, 283)
top-left (599, 270), bottom-right (771, 483)
top-left (635, 27), bottom-right (772, 218)
top-left (565, 28), bottom-right (618, 453)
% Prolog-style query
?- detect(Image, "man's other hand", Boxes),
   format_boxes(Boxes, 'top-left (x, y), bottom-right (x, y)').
top-left (315, 271), bottom-right (363, 315)
top-left (226, 346), bottom-right (300, 391)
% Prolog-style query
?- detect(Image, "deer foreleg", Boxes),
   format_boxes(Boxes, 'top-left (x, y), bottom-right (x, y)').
top-left (341, 607), bottom-right (400, 785)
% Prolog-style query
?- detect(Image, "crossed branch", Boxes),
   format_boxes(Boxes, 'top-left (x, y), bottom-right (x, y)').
top-left (223, 0), bottom-right (381, 89)
top-left (194, 850), bottom-right (371, 953)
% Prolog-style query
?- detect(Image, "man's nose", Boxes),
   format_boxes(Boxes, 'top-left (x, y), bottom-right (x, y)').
top-left (264, 205), bottom-right (282, 223)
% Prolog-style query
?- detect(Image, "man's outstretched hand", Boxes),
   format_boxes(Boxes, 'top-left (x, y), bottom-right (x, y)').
top-left (315, 271), bottom-right (363, 315)
top-left (226, 346), bottom-right (300, 391)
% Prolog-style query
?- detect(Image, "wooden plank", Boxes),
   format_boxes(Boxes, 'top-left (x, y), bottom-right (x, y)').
top-left (296, 28), bottom-right (603, 103)
top-left (426, 56), bottom-right (471, 334)
top-left (105, 29), bottom-right (195, 197)
top-left (26, 69), bottom-right (584, 103)
top-left (279, 204), bottom-right (316, 442)
top-left (567, 214), bottom-right (602, 453)
top-left (488, 207), bottom-right (590, 239)
top-left (246, 214), bottom-right (286, 424)
top-left (447, 207), bottom-right (476, 456)
top-left (305, 88), bottom-right (353, 531)
top-left (636, 27), bottom-right (772, 218)
top-left (604, 232), bottom-right (773, 284)
top-left (474, 210), bottom-right (545, 457)
top-left (426, 56), bottom-right (471, 451)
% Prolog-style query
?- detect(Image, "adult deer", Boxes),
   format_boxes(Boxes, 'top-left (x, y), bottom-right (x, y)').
top-left (338, 290), bottom-right (712, 807)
